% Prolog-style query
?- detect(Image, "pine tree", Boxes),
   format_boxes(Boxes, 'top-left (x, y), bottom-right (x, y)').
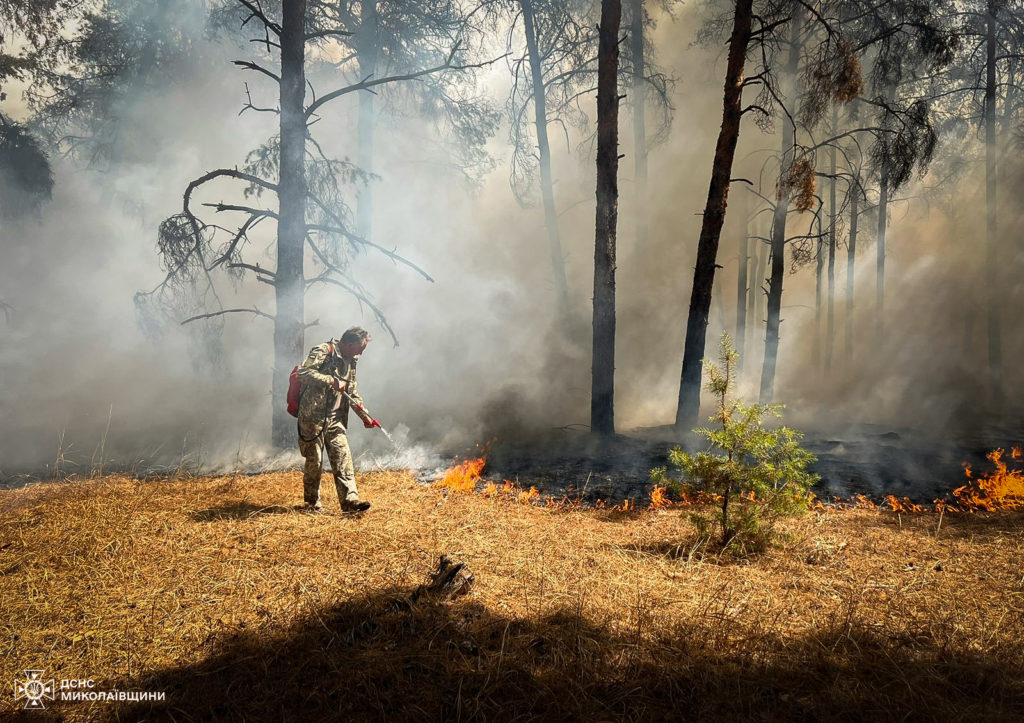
top-left (657, 333), bottom-right (818, 552)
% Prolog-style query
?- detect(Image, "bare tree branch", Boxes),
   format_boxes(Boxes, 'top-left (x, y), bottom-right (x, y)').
top-left (305, 49), bottom-right (507, 120)
top-left (304, 192), bottom-right (434, 281)
top-left (307, 223), bottom-right (434, 281)
top-left (308, 275), bottom-right (399, 346)
top-left (210, 213), bottom-right (265, 269)
top-left (234, 0), bottom-right (281, 36)
top-left (304, 237), bottom-right (399, 346)
top-left (226, 262), bottom-right (276, 277)
top-left (240, 82), bottom-right (278, 116)
top-left (232, 59), bottom-right (281, 84)
top-left (181, 307), bottom-right (274, 325)
top-left (305, 28), bottom-right (352, 42)
top-left (203, 202), bottom-right (278, 218)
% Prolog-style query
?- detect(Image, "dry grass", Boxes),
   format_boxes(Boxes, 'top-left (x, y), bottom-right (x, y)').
top-left (2, 471), bottom-right (1023, 721)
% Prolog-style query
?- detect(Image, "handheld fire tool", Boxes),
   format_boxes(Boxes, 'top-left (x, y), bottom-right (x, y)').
top-left (341, 390), bottom-right (395, 445)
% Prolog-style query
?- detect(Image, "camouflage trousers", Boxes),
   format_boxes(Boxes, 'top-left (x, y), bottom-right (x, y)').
top-left (298, 418), bottom-right (358, 507)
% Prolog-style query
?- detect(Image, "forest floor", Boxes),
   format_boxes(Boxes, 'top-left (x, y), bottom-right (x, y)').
top-left (2, 470), bottom-right (1023, 721)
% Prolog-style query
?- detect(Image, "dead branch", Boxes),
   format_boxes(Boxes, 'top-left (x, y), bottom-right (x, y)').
top-left (184, 170), bottom-right (278, 214)
top-left (226, 262), bottom-right (276, 278)
top-left (240, 83), bottom-right (278, 116)
top-left (307, 272), bottom-right (399, 347)
top-left (210, 213), bottom-right (268, 269)
top-left (305, 49), bottom-right (508, 120)
top-left (247, 37), bottom-right (281, 49)
top-left (304, 236), bottom-right (399, 346)
top-left (181, 307), bottom-right (274, 325)
top-left (203, 202), bottom-right (278, 219)
top-left (304, 28), bottom-right (352, 42)
top-left (304, 196), bottom-right (434, 282)
top-left (235, 0), bottom-right (281, 35)
top-left (232, 60), bottom-right (281, 85)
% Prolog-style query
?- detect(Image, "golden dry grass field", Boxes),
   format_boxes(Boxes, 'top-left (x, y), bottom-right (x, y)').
top-left (2, 470), bottom-right (1023, 721)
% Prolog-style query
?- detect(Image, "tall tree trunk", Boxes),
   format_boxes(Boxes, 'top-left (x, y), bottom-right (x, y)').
top-left (736, 190), bottom-right (749, 373)
top-left (273, 0), bottom-right (308, 448)
top-left (355, 0), bottom-right (378, 242)
top-left (759, 197), bottom-right (789, 405)
top-left (592, 0), bottom-right (622, 436)
top-left (522, 0), bottom-right (569, 317)
top-left (813, 233), bottom-right (823, 369)
top-left (745, 236), bottom-right (761, 354)
top-left (875, 159), bottom-right (888, 340)
top-left (749, 235), bottom-right (765, 359)
top-left (674, 0), bottom-right (753, 429)
top-left (756, 239), bottom-right (768, 329)
top-left (845, 181), bottom-right (858, 360)
top-left (825, 114), bottom-right (837, 372)
top-left (758, 1), bottom-right (802, 405)
top-left (985, 0), bottom-right (1002, 405)
top-left (629, 0), bottom-right (648, 248)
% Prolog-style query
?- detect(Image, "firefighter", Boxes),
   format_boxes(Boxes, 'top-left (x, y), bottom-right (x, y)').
top-left (295, 326), bottom-right (381, 513)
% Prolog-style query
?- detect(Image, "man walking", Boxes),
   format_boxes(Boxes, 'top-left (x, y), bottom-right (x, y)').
top-left (295, 326), bottom-right (380, 513)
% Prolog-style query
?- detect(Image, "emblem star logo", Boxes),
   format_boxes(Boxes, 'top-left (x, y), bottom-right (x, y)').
top-left (14, 670), bottom-right (55, 710)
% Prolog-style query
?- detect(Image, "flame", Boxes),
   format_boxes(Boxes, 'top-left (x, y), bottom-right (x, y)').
top-left (479, 478), bottom-right (583, 508)
top-left (885, 495), bottom-right (924, 514)
top-left (853, 494), bottom-right (876, 509)
top-left (649, 485), bottom-right (670, 510)
top-left (516, 486), bottom-right (539, 505)
top-left (434, 444), bottom-right (1024, 515)
top-left (671, 486), bottom-right (723, 506)
top-left (953, 447), bottom-right (1024, 511)
top-left (435, 456), bottom-right (486, 493)
top-left (482, 480), bottom-right (515, 498)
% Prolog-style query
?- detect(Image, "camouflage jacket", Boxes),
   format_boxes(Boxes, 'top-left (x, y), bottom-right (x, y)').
top-left (295, 339), bottom-right (371, 433)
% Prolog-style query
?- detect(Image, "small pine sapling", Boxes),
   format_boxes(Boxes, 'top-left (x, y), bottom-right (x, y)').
top-left (654, 333), bottom-right (819, 552)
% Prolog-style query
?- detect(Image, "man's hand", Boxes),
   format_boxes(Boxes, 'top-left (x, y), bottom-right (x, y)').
top-left (330, 378), bottom-right (348, 393)
top-left (364, 418), bottom-right (381, 429)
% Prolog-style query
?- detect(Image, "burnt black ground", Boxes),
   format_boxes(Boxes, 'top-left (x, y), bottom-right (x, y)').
top-left (480, 423), bottom-right (1024, 504)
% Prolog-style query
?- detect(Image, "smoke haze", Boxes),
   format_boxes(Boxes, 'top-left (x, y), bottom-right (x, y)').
top-left (1, 2), bottom-right (1021, 485)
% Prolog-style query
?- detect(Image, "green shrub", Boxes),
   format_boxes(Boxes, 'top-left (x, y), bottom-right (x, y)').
top-left (653, 334), bottom-right (819, 553)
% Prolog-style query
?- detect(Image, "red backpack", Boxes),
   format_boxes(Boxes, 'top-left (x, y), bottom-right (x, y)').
top-left (287, 342), bottom-right (334, 417)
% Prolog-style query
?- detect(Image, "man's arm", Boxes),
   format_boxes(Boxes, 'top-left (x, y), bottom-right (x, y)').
top-left (347, 375), bottom-right (372, 422)
top-left (344, 370), bottom-right (379, 427)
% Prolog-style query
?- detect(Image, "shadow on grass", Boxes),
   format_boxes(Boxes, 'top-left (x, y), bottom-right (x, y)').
top-left (97, 587), bottom-right (1023, 722)
top-left (190, 502), bottom-right (295, 522)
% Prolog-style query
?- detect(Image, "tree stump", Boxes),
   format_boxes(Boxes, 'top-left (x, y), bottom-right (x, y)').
top-left (412, 555), bottom-right (474, 603)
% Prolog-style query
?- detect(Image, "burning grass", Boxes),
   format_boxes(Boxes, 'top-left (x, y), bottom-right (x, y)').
top-left (2, 470), bottom-right (1023, 721)
top-left (955, 446), bottom-right (1024, 511)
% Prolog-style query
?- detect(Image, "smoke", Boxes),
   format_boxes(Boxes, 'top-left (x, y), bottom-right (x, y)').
top-left (1, 1), bottom-right (1021, 487)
